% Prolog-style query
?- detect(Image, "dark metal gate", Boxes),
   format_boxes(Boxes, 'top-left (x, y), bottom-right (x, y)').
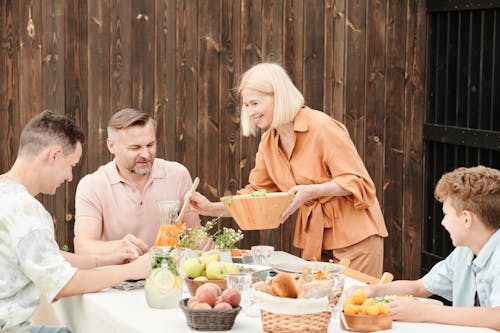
top-left (423, 0), bottom-right (500, 275)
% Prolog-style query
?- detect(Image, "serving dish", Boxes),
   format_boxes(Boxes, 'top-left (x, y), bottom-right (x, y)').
top-left (220, 192), bottom-right (294, 230)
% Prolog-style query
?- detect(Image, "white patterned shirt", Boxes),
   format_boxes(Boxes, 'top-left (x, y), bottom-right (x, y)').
top-left (0, 182), bottom-right (76, 332)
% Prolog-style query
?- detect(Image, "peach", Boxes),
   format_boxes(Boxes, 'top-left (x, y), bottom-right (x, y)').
top-left (204, 282), bottom-right (222, 296)
top-left (221, 288), bottom-right (241, 307)
top-left (214, 295), bottom-right (222, 305)
top-left (196, 289), bottom-right (216, 307)
top-left (192, 302), bottom-right (212, 310)
top-left (214, 302), bottom-right (232, 310)
top-left (187, 296), bottom-right (201, 308)
top-left (195, 283), bottom-right (221, 298)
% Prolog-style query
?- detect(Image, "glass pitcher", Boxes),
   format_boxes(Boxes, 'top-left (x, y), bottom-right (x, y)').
top-left (144, 246), bottom-right (182, 308)
top-left (154, 200), bottom-right (182, 247)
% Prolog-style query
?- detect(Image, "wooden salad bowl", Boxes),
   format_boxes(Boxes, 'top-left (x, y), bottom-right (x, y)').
top-left (221, 192), bottom-right (294, 230)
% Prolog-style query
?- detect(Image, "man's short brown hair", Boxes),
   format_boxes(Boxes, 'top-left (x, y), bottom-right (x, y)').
top-left (19, 110), bottom-right (85, 156)
top-left (434, 165), bottom-right (500, 230)
top-left (107, 108), bottom-right (156, 138)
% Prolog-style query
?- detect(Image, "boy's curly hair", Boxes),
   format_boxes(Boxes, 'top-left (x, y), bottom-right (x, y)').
top-left (434, 165), bottom-right (500, 230)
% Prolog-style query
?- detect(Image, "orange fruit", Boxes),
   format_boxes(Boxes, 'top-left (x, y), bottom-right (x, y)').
top-left (358, 305), bottom-right (368, 315)
top-left (376, 302), bottom-right (390, 314)
top-left (352, 289), bottom-right (367, 305)
top-left (366, 305), bottom-right (380, 316)
top-left (344, 303), bottom-right (359, 315)
top-left (362, 298), bottom-right (376, 307)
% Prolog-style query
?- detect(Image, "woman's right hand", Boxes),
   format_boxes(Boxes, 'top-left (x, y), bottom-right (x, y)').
top-left (188, 191), bottom-right (228, 217)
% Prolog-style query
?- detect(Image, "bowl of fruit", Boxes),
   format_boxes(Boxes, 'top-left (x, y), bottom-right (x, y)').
top-left (182, 251), bottom-right (241, 296)
top-left (341, 289), bottom-right (392, 332)
top-left (179, 285), bottom-right (242, 331)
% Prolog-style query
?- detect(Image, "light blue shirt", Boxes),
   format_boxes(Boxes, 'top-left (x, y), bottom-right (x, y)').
top-left (422, 229), bottom-right (500, 307)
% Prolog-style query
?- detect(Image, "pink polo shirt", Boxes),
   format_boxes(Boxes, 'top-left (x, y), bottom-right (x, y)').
top-left (75, 159), bottom-right (198, 246)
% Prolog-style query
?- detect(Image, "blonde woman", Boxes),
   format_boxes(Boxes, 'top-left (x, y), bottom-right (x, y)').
top-left (190, 63), bottom-right (388, 276)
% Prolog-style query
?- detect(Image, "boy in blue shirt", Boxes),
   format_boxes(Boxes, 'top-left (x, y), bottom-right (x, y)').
top-left (351, 166), bottom-right (500, 330)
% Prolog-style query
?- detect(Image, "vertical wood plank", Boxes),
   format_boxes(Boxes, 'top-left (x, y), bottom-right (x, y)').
top-left (237, 0), bottom-right (263, 248)
top-left (262, 0), bottom-right (283, 62)
top-left (323, 0), bottom-right (334, 117)
top-left (110, 0), bottom-right (132, 112)
top-left (175, 0), bottom-right (198, 173)
top-left (219, 0), bottom-right (242, 235)
top-left (383, 0), bottom-right (406, 279)
top-left (197, 0), bottom-right (220, 203)
top-left (63, 0), bottom-right (88, 249)
top-left (87, 0), bottom-right (111, 171)
top-left (0, 0), bottom-right (20, 172)
top-left (132, 0), bottom-right (154, 114)
top-left (282, 0), bottom-right (304, 256)
top-left (364, 0), bottom-right (386, 204)
top-left (303, 1), bottom-right (325, 112)
top-left (284, 0), bottom-right (304, 92)
top-left (41, 0), bottom-right (65, 114)
top-left (402, 0), bottom-right (426, 280)
top-left (239, 0), bottom-right (263, 249)
top-left (344, 0), bottom-right (366, 158)
top-left (260, 0), bottom-right (283, 247)
top-left (19, 0), bottom-right (42, 126)
top-left (40, 0), bottom-right (67, 248)
top-left (332, 0), bottom-right (346, 122)
top-left (154, 0), bottom-right (176, 161)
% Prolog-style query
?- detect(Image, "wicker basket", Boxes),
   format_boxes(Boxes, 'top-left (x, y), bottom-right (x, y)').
top-left (260, 309), bottom-right (332, 333)
top-left (179, 298), bottom-right (241, 331)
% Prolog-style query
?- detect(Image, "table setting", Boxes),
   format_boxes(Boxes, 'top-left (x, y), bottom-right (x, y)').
top-left (45, 191), bottom-right (497, 332)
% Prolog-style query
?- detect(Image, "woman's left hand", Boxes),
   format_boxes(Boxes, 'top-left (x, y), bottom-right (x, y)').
top-left (282, 184), bottom-right (316, 221)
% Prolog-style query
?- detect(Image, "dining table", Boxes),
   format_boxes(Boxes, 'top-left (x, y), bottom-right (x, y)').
top-left (49, 251), bottom-right (496, 333)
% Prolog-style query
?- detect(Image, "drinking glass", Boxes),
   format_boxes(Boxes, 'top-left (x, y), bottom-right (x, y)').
top-left (251, 245), bottom-right (274, 266)
top-left (328, 273), bottom-right (345, 319)
top-left (226, 273), bottom-right (259, 317)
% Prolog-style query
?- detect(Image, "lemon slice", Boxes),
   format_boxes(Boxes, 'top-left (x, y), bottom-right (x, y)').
top-left (150, 268), bottom-right (175, 291)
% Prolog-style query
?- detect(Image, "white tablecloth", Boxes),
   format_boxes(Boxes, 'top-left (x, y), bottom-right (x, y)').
top-left (50, 252), bottom-right (495, 333)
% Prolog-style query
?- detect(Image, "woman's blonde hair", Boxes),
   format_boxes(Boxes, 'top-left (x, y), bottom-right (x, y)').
top-left (238, 63), bottom-right (304, 136)
top-left (434, 165), bottom-right (500, 230)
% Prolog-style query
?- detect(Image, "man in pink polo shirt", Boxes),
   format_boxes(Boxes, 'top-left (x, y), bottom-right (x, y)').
top-left (74, 108), bottom-right (200, 260)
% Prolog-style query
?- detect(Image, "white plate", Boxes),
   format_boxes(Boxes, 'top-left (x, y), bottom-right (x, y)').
top-left (236, 263), bottom-right (272, 281)
top-left (272, 261), bottom-right (344, 274)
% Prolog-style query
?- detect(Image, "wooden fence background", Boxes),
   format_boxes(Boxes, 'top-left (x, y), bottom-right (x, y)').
top-left (0, 0), bottom-right (426, 280)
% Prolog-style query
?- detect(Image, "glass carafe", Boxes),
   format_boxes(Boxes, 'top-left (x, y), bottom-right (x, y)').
top-left (154, 200), bottom-right (182, 247)
top-left (144, 246), bottom-right (182, 308)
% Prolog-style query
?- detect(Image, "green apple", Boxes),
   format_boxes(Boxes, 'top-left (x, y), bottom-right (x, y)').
top-left (200, 252), bottom-right (220, 267)
top-left (193, 276), bottom-right (208, 281)
top-left (224, 262), bottom-right (240, 274)
top-left (182, 258), bottom-right (204, 279)
top-left (205, 261), bottom-right (227, 280)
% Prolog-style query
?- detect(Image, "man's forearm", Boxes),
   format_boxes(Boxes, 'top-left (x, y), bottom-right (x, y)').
top-left (74, 238), bottom-right (123, 256)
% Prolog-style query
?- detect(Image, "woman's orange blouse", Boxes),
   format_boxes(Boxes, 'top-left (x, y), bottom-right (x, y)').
top-left (238, 107), bottom-right (388, 260)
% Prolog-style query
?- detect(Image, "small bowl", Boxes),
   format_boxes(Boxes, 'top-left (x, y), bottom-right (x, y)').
top-left (341, 312), bottom-right (392, 332)
top-left (184, 277), bottom-right (227, 296)
top-left (220, 192), bottom-right (294, 230)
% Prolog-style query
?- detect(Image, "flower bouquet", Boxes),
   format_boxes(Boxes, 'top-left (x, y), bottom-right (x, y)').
top-left (179, 217), bottom-right (244, 251)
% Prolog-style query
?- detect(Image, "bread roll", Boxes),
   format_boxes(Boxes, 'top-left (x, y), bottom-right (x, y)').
top-left (271, 272), bottom-right (298, 298)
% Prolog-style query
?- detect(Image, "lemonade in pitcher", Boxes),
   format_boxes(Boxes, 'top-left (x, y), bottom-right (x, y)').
top-left (144, 246), bottom-right (182, 308)
top-left (154, 200), bottom-right (184, 247)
